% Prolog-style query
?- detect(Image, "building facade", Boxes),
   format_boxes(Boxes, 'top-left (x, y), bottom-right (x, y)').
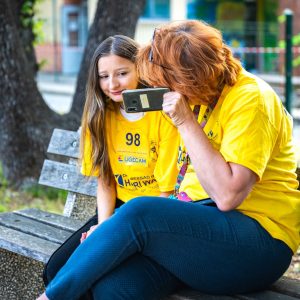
top-left (35, 0), bottom-right (300, 75)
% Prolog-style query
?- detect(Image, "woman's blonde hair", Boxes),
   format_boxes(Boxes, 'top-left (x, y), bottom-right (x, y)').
top-left (137, 20), bottom-right (242, 105)
top-left (80, 35), bottom-right (140, 183)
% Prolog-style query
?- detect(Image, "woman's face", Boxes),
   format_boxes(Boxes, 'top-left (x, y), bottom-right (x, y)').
top-left (98, 54), bottom-right (138, 103)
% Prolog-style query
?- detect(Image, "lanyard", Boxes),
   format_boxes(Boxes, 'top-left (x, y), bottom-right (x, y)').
top-left (174, 100), bottom-right (217, 198)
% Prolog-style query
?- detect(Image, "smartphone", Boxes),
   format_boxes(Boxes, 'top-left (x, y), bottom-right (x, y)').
top-left (122, 87), bottom-right (169, 113)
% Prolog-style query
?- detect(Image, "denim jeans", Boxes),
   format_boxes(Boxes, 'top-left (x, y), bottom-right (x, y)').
top-left (46, 197), bottom-right (292, 300)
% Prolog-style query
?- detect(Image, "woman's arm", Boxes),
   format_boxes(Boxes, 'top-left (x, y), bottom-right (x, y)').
top-left (163, 92), bottom-right (257, 211)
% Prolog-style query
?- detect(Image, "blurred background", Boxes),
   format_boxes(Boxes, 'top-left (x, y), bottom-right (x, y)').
top-left (34, 0), bottom-right (300, 153)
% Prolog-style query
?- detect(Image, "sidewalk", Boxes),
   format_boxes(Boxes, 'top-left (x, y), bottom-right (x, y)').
top-left (37, 73), bottom-right (76, 114)
top-left (37, 73), bottom-right (76, 95)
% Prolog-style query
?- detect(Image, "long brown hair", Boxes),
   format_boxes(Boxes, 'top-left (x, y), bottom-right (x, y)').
top-left (136, 20), bottom-right (242, 105)
top-left (80, 35), bottom-right (140, 183)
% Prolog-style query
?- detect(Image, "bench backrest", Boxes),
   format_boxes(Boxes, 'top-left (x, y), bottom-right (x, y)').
top-left (39, 129), bottom-right (97, 221)
top-left (40, 128), bottom-right (299, 221)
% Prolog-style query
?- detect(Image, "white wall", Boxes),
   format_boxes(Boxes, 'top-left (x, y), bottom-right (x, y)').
top-left (36, 0), bottom-right (188, 45)
top-left (36, 0), bottom-right (64, 43)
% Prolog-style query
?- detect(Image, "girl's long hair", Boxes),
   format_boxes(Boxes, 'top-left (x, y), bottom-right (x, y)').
top-left (80, 35), bottom-right (139, 183)
top-left (137, 20), bottom-right (242, 105)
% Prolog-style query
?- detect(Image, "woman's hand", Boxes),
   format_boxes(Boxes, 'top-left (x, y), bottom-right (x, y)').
top-left (80, 225), bottom-right (99, 243)
top-left (162, 93), bottom-right (256, 211)
top-left (162, 92), bottom-right (194, 127)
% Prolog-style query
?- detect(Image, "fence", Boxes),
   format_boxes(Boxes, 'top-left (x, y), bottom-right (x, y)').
top-left (230, 46), bottom-right (300, 75)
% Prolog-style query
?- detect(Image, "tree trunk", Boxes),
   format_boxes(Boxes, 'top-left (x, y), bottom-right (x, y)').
top-left (68, 0), bottom-right (146, 127)
top-left (0, 0), bottom-right (62, 187)
top-left (12, 0), bottom-right (38, 77)
top-left (0, 0), bottom-right (145, 186)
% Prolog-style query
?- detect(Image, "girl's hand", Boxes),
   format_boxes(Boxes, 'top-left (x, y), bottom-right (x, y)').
top-left (80, 225), bottom-right (99, 243)
top-left (36, 292), bottom-right (49, 300)
top-left (162, 92), bottom-right (194, 127)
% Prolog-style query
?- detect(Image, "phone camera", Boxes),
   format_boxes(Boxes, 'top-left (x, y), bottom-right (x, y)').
top-left (127, 107), bottom-right (138, 112)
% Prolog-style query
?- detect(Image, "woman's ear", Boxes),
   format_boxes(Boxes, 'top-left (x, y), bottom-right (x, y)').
top-left (137, 80), bottom-right (150, 89)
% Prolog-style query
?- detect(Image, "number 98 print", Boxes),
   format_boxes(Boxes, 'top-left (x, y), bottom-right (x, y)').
top-left (126, 133), bottom-right (141, 146)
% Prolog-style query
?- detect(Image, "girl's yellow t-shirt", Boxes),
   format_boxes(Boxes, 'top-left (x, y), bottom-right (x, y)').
top-left (82, 108), bottom-right (179, 202)
top-left (179, 69), bottom-right (300, 253)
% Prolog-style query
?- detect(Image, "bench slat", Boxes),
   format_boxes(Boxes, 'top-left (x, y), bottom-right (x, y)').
top-left (0, 226), bottom-right (59, 263)
top-left (0, 212), bottom-right (73, 244)
top-left (167, 282), bottom-right (300, 300)
top-left (237, 290), bottom-right (299, 300)
top-left (47, 128), bottom-right (80, 158)
top-left (39, 160), bottom-right (97, 197)
top-left (271, 277), bottom-right (300, 298)
top-left (15, 208), bottom-right (83, 231)
top-left (166, 291), bottom-right (238, 299)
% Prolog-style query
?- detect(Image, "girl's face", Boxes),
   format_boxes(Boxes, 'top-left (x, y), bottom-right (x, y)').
top-left (98, 54), bottom-right (138, 103)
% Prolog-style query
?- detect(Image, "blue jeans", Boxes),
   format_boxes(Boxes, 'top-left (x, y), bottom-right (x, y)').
top-left (46, 197), bottom-right (292, 300)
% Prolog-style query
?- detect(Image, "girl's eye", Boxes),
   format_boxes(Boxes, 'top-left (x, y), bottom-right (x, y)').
top-left (99, 75), bottom-right (108, 79)
top-left (118, 72), bottom-right (128, 76)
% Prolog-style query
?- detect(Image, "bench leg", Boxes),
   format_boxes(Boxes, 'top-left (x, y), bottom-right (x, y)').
top-left (0, 249), bottom-right (45, 299)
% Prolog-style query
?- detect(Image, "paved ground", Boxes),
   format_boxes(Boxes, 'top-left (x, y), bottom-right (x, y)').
top-left (37, 73), bottom-right (76, 114)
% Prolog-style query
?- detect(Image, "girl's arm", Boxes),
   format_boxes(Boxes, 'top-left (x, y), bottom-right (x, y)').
top-left (84, 176), bottom-right (116, 241)
top-left (96, 175), bottom-right (117, 224)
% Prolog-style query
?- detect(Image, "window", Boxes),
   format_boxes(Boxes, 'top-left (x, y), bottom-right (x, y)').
top-left (142, 0), bottom-right (170, 19)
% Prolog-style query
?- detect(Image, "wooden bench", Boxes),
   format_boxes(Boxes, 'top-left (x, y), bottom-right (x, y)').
top-left (0, 128), bottom-right (299, 299)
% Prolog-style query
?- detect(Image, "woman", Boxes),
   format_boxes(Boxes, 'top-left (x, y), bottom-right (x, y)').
top-left (38, 22), bottom-right (300, 300)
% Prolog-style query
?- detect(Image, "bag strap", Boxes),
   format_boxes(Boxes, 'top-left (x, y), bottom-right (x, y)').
top-left (173, 100), bottom-right (218, 198)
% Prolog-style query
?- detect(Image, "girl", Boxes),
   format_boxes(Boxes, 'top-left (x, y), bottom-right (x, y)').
top-left (80, 35), bottom-right (179, 232)
top-left (40, 35), bottom-right (181, 299)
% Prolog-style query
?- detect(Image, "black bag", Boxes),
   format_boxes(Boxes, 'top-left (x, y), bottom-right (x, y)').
top-left (43, 214), bottom-right (98, 300)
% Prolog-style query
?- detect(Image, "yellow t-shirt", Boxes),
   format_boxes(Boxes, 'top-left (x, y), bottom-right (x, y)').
top-left (179, 69), bottom-right (300, 253)
top-left (81, 107), bottom-right (179, 202)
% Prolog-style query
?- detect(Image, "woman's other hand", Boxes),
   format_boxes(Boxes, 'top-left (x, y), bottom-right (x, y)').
top-left (162, 92), bottom-right (194, 127)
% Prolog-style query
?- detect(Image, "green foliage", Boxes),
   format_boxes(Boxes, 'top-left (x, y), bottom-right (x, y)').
top-left (32, 18), bottom-right (45, 45)
top-left (0, 163), bottom-right (66, 214)
top-left (24, 185), bottom-right (68, 201)
top-left (20, 0), bottom-right (45, 45)
top-left (37, 58), bottom-right (47, 70)
top-left (278, 14), bottom-right (300, 67)
top-left (0, 185), bottom-right (67, 214)
top-left (263, 0), bottom-right (278, 22)
top-left (278, 14), bottom-right (285, 23)
top-left (293, 56), bottom-right (300, 68)
top-left (0, 163), bottom-right (8, 188)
